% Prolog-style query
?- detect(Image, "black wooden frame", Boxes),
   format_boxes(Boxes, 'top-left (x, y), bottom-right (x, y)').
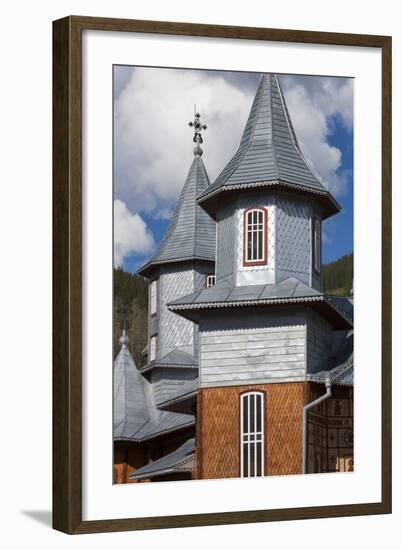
top-left (53, 15), bottom-right (392, 534)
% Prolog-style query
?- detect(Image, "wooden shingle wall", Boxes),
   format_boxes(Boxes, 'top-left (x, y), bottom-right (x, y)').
top-left (196, 382), bottom-right (305, 479)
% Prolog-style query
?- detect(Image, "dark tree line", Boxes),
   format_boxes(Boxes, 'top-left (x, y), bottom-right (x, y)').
top-left (322, 253), bottom-right (353, 295)
top-left (113, 267), bottom-right (148, 366)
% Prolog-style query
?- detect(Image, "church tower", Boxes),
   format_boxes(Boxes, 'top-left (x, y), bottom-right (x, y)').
top-left (138, 113), bottom-right (216, 407)
top-left (168, 74), bottom-right (353, 478)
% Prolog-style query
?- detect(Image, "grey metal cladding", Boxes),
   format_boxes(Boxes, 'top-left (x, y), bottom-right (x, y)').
top-left (198, 74), bottom-right (336, 206)
top-left (199, 309), bottom-right (306, 388)
top-left (306, 308), bottom-right (333, 374)
top-left (158, 268), bottom-right (196, 359)
top-left (129, 438), bottom-right (195, 479)
top-left (139, 156), bottom-right (216, 275)
top-left (276, 196), bottom-right (311, 285)
top-left (113, 339), bottom-right (195, 442)
top-left (215, 200), bottom-right (237, 284)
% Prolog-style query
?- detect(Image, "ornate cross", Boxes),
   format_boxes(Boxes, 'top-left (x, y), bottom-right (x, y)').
top-left (188, 107), bottom-right (207, 145)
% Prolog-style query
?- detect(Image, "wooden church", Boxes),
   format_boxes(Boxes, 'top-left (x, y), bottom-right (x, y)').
top-left (113, 73), bottom-right (354, 483)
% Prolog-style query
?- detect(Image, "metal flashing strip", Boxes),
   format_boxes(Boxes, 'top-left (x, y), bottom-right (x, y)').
top-left (169, 295), bottom-right (325, 311)
top-left (198, 179), bottom-right (340, 209)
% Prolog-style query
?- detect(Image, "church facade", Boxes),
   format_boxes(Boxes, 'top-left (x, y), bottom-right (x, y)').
top-left (113, 73), bottom-right (354, 483)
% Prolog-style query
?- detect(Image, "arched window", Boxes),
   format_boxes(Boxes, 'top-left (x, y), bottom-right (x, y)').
top-left (205, 274), bottom-right (216, 288)
top-left (313, 219), bottom-right (321, 273)
top-left (150, 279), bottom-right (158, 316)
top-left (243, 208), bottom-right (268, 266)
top-left (240, 391), bottom-right (265, 477)
top-left (150, 335), bottom-right (157, 363)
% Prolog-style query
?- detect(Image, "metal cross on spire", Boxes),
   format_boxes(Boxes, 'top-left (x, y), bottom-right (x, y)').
top-left (188, 106), bottom-right (207, 156)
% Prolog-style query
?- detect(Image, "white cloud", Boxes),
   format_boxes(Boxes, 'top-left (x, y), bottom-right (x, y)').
top-left (281, 75), bottom-right (353, 196)
top-left (114, 67), bottom-right (252, 215)
top-left (113, 199), bottom-right (155, 267)
top-left (114, 68), bottom-right (353, 224)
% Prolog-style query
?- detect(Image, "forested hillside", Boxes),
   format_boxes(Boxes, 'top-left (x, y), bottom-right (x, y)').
top-left (113, 267), bottom-right (148, 366)
top-left (322, 253), bottom-right (353, 296)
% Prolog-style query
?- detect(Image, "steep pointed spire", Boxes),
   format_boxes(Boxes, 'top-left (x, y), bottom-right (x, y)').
top-left (138, 126), bottom-right (216, 278)
top-left (113, 331), bottom-right (152, 439)
top-left (198, 73), bottom-right (340, 219)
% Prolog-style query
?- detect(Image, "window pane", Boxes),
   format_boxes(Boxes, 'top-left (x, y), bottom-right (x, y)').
top-left (250, 443), bottom-right (255, 477)
top-left (243, 443), bottom-right (248, 477)
top-left (256, 442), bottom-right (262, 476)
top-left (256, 394), bottom-right (262, 432)
top-left (249, 394), bottom-right (255, 432)
top-left (243, 395), bottom-right (248, 433)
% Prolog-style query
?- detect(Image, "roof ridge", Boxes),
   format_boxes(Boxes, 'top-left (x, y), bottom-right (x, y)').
top-left (270, 74), bottom-right (280, 181)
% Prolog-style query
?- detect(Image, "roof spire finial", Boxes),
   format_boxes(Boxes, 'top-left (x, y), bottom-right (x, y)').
top-left (188, 105), bottom-right (207, 157)
top-left (119, 329), bottom-right (129, 349)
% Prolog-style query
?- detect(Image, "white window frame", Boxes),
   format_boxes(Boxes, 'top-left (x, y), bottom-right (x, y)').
top-left (150, 335), bottom-right (157, 362)
top-left (244, 208), bottom-right (267, 265)
top-left (240, 391), bottom-right (265, 477)
top-left (150, 279), bottom-right (158, 316)
top-left (314, 219), bottom-right (321, 273)
top-left (205, 274), bottom-right (216, 288)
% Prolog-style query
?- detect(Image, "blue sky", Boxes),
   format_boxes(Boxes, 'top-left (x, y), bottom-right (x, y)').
top-left (113, 67), bottom-right (353, 272)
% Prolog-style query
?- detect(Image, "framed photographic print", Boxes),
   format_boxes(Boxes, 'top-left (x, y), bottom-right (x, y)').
top-left (53, 16), bottom-right (392, 534)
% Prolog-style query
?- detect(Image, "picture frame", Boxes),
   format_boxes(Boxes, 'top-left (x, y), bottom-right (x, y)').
top-left (52, 15), bottom-right (392, 534)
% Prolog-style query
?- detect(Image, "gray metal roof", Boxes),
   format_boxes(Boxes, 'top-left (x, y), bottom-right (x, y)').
top-left (158, 378), bottom-right (199, 409)
top-left (138, 155), bottom-right (216, 277)
top-left (139, 348), bottom-right (198, 374)
top-left (308, 330), bottom-right (354, 386)
top-left (129, 438), bottom-right (195, 480)
top-left (167, 277), bottom-right (353, 329)
top-left (113, 334), bottom-right (195, 442)
top-left (157, 348), bottom-right (197, 367)
top-left (197, 74), bottom-right (340, 219)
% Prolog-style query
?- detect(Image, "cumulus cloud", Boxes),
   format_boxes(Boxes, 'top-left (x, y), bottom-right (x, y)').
top-left (114, 67), bottom-right (252, 216)
top-left (113, 199), bottom-right (155, 267)
top-left (280, 75), bottom-right (353, 196)
top-left (115, 68), bottom-right (353, 223)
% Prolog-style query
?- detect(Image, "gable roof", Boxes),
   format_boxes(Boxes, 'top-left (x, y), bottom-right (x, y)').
top-left (138, 155), bottom-right (216, 278)
top-left (113, 332), bottom-right (195, 442)
top-left (197, 74), bottom-right (340, 219)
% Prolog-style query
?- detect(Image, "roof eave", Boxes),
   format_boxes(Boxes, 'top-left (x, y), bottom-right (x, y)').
top-left (114, 418), bottom-right (195, 443)
top-left (137, 256), bottom-right (215, 278)
top-left (197, 180), bottom-right (341, 220)
top-left (169, 296), bottom-right (352, 330)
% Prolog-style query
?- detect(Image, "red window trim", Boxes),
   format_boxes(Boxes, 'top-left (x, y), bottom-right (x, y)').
top-left (243, 207), bottom-right (268, 267)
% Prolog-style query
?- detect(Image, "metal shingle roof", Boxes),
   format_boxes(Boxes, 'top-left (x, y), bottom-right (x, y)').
top-left (308, 330), bottom-right (354, 386)
top-left (167, 277), bottom-right (353, 329)
top-left (129, 439), bottom-right (195, 480)
top-left (113, 335), bottom-right (195, 442)
top-left (198, 74), bottom-right (340, 219)
top-left (158, 378), bottom-right (199, 408)
top-left (138, 156), bottom-right (216, 277)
